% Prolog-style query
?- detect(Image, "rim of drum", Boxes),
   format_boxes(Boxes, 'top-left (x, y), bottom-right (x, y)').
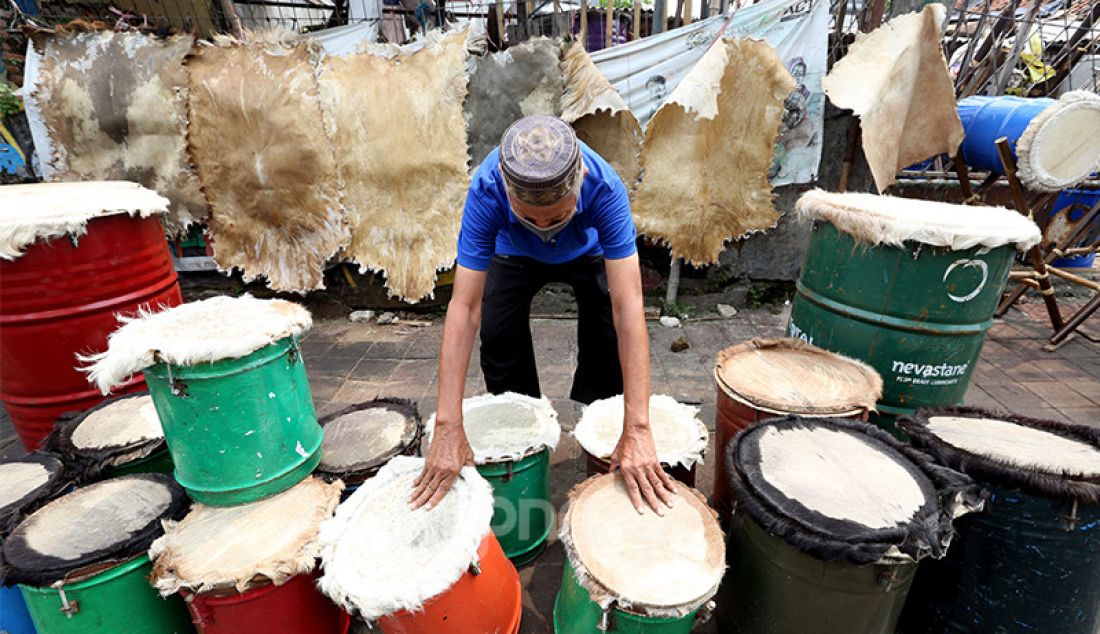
top-left (713, 366), bottom-right (869, 418)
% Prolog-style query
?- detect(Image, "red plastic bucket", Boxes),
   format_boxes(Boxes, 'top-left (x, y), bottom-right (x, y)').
top-left (0, 213), bottom-right (181, 450)
top-left (184, 573), bottom-right (347, 634)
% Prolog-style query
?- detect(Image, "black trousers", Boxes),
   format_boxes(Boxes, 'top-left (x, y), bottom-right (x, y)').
top-left (480, 255), bottom-right (623, 404)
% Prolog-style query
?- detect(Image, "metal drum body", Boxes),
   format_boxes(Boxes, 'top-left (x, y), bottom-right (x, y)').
top-left (143, 336), bottom-right (322, 506)
top-left (906, 481), bottom-right (1100, 633)
top-left (375, 531), bottom-right (522, 634)
top-left (718, 512), bottom-right (916, 634)
top-left (19, 555), bottom-right (191, 634)
top-left (583, 451), bottom-right (695, 487)
top-left (956, 95), bottom-right (1052, 174)
top-left (1, 583), bottom-right (36, 634)
top-left (476, 448), bottom-right (553, 567)
top-left (553, 558), bottom-right (700, 634)
top-left (788, 222), bottom-right (1015, 429)
top-left (183, 573), bottom-right (345, 634)
top-left (0, 214), bottom-right (182, 450)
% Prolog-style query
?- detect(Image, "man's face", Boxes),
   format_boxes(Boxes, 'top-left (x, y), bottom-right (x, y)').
top-left (508, 192), bottom-right (578, 228)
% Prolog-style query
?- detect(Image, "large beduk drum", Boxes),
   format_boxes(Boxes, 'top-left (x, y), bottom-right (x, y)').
top-left (51, 391), bottom-right (172, 480)
top-left (82, 295), bottom-right (321, 506)
top-left (318, 457), bottom-right (522, 633)
top-left (956, 91), bottom-right (1100, 192)
top-left (150, 477), bottom-right (345, 633)
top-left (899, 408), bottom-right (1100, 633)
top-left (1, 474), bottom-right (191, 633)
top-left (787, 190), bottom-right (1040, 429)
top-left (718, 417), bottom-right (981, 634)
top-left (574, 394), bottom-right (707, 486)
top-left (0, 181), bottom-right (182, 450)
top-left (427, 392), bottom-right (560, 567)
top-left (1, 453), bottom-right (68, 634)
top-left (316, 398), bottom-right (421, 498)
top-left (712, 338), bottom-right (881, 523)
top-left (554, 474), bottom-right (724, 633)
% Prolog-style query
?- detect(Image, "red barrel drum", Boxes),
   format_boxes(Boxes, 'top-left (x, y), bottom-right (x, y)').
top-left (712, 338), bottom-right (882, 525)
top-left (184, 573), bottom-right (347, 634)
top-left (0, 184), bottom-right (181, 450)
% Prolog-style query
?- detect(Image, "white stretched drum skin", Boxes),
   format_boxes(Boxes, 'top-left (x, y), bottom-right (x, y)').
top-left (425, 392), bottom-right (560, 464)
top-left (926, 415), bottom-right (1100, 477)
top-left (574, 395), bottom-right (708, 469)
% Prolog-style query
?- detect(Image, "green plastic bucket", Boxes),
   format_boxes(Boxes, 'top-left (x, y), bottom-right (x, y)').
top-left (477, 448), bottom-right (553, 567)
top-left (788, 221), bottom-right (1015, 422)
top-left (717, 511), bottom-right (917, 634)
top-left (553, 558), bottom-right (701, 633)
top-left (19, 555), bottom-right (191, 634)
top-left (144, 336), bottom-right (322, 506)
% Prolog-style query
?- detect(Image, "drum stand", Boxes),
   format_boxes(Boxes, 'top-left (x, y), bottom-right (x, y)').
top-left (953, 139), bottom-right (1099, 350)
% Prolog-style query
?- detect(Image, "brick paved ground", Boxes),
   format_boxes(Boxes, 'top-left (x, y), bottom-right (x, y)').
top-left (1, 302), bottom-right (1096, 633)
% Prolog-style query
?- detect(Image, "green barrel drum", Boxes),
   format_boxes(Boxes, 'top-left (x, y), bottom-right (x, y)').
top-left (717, 417), bottom-right (981, 634)
top-left (428, 393), bottom-right (560, 567)
top-left (554, 474), bottom-right (723, 633)
top-left (20, 555), bottom-right (191, 634)
top-left (53, 392), bottom-right (174, 482)
top-left (786, 191), bottom-right (1040, 433)
top-left (900, 409), bottom-right (1100, 633)
top-left (2, 474), bottom-right (190, 634)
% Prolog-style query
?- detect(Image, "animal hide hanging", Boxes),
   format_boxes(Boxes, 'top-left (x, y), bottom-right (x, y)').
top-left (560, 42), bottom-right (643, 188)
top-left (464, 37), bottom-right (565, 168)
top-left (32, 29), bottom-right (207, 234)
top-left (187, 34), bottom-right (349, 293)
top-left (631, 38), bottom-right (793, 267)
top-left (822, 4), bottom-right (964, 193)
top-left (318, 30), bottom-right (470, 303)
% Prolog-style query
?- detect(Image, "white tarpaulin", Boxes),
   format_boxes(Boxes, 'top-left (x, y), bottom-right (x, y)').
top-left (591, 0), bottom-right (828, 185)
top-left (310, 21), bottom-right (380, 56)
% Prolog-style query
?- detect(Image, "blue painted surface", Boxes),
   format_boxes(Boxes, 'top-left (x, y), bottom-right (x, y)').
top-left (957, 96), bottom-right (1053, 174)
top-left (1, 584), bottom-right (37, 634)
top-left (1048, 188), bottom-right (1100, 269)
top-left (0, 144), bottom-right (26, 175)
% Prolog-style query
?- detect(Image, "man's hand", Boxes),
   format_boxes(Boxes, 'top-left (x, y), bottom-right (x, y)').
top-left (608, 424), bottom-right (677, 516)
top-left (410, 421), bottom-right (474, 509)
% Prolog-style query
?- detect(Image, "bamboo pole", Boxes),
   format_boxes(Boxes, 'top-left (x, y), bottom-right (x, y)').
top-left (683, 0), bottom-right (692, 25)
top-left (633, 0), bottom-right (641, 39)
top-left (553, 0), bottom-right (561, 36)
top-left (605, 1), bottom-right (614, 49)
top-left (497, 0), bottom-right (506, 46)
top-left (581, 0), bottom-right (588, 49)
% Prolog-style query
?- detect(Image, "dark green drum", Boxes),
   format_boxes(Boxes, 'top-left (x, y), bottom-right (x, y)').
top-left (900, 409), bottom-right (1100, 633)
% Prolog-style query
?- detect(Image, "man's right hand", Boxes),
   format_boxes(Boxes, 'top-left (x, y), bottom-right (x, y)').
top-left (410, 420), bottom-right (475, 509)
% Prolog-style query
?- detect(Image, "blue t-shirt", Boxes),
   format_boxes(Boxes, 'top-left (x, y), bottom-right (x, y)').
top-left (456, 143), bottom-right (637, 271)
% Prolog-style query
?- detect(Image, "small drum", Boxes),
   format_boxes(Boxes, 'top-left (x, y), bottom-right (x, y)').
top-left (719, 416), bottom-right (981, 634)
top-left (1, 473), bottom-right (191, 634)
top-left (82, 294), bottom-right (322, 506)
top-left (150, 476), bottom-right (345, 634)
top-left (788, 190), bottom-right (1040, 425)
top-left (53, 391), bottom-right (172, 480)
top-left (554, 473), bottom-right (724, 633)
top-left (318, 456), bottom-right (521, 633)
top-left (956, 92), bottom-right (1100, 192)
top-left (712, 338), bottom-right (881, 523)
top-left (899, 408), bottom-right (1100, 634)
top-left (316, 399), bottom-right (421, 496)
top-left (426, 392), bottom-right (560, 566)
top-left (574, 394), bottom-right (707, 486)
top-left (1, 453), bottom-right (67, 634)
top-left (0, 181), bottom-right (182, 450)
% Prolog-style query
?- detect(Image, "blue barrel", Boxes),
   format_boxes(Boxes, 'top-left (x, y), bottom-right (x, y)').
top-left (957, 96), bottom-right (1053, 174)
top-left (1048, 188), bottom-right (1100, 269)
top-left (1, 584), bottom-right (37, 634)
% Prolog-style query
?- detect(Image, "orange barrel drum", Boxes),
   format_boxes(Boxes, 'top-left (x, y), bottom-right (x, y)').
top-left (713, 338), bottom-right (882, 524)
top-left (574, 394), bottom-right (708, 488)
top-left (318, 456), bottom-right (522, 634)
top-left (0, 182), bottom-right (181, 450)
top-left (150, 477), bottom-right (345, 634)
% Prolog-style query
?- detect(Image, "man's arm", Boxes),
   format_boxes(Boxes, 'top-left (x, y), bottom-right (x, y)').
top-left (409, 265), bottom-right (487, 508)
top-left (605, 254), bottom-right (677, 515)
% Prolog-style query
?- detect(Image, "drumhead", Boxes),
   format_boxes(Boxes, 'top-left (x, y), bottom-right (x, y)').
top-left (560, 474), bottom-right (723, 618)
top-left (0, 453), bottom-right (66, 539)
top-left (317, 399), bottom-right (421, 480)
top-left (796, 189), bottom-right (1040, 251)
top-left (150, 477), bottom-right (342, 595)
top-left (0, 181), bottom-right (168, 260)
top-left (901, 407), bottom-right (1100, 502)
top-left (730, 417), bottom-right (981, 565)
top-left (317, 456), bottom-right (494, 621)
top-left (2, 474), bottom-right (188, 586)
top-left (55, 392), bottom-right (165, 467)
top-left (574, 395), bottom-right (707, 469)
top-left (1016, 90), bottom-right (1100, 192)
top-left (715, 338), bottom-right (881, 415)
top-left (81, 294), bottom-right (312, 394)
top-left (425, 392), bottom-right (560, 464)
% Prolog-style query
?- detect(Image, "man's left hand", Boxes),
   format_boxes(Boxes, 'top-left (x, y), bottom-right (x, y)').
top-left (608, 424), bottom-right (677, 516)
